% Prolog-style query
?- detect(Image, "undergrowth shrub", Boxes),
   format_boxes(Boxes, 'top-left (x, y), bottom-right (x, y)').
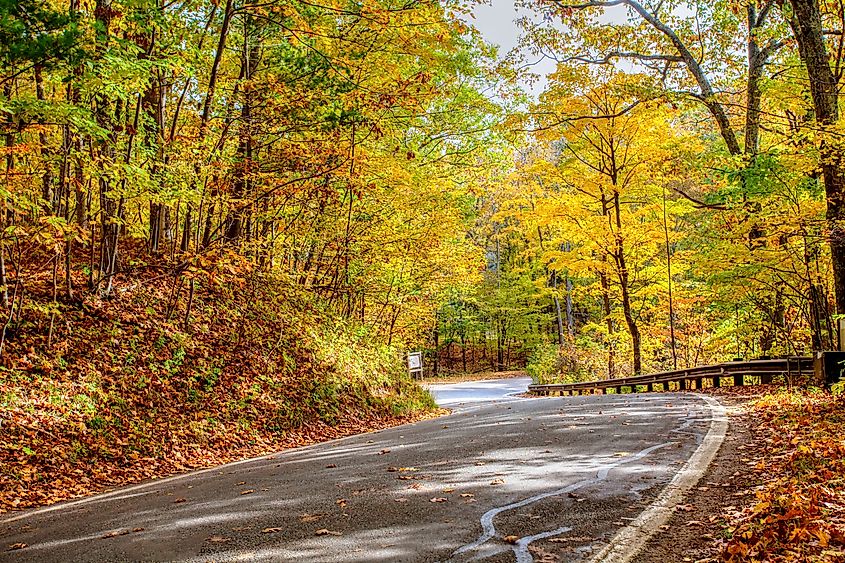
top-left (527, 342), bottom-right (598, 384)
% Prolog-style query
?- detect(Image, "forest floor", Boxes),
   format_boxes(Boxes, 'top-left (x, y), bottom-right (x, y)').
top-left (635, 385), bottom-right (845, 563)
top-left (0, 266), bottom-right (439, 515)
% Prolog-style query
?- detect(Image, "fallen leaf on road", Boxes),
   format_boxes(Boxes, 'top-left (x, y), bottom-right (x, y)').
top-left (7, 543), bottom-right (27, 551)
top-left (443, 488), bottom-right (455, 493)
top-left (336, 498), bottom-right (348, 507)
top-left (504, 535), bottom-right (520, 544)
top-left (315, 529), bottom-right (342, 536)
top-left (300, 513), bottom-right (324, 523)
top-left (399, 467), bottom-right (418, 472)
top-left (325, 464), bottom-right (337, 468)
top-left (102, 530), bottom-right (129, 539)
top-left (206, 536), bottom-right (231, 544)
top-left (387, 466), bottom-right (399, 472)
top-left (686, 520), bottom-right (704, 527)
top-left (132, 528), bottom-right (145, 533)
top-left (262, 527), bottom-right (284, 534)
top-left (236, 481), bottom-right (246, 485)
top-left (377, 449), bottom-right (390, 455)
top-left (490, 479), bottom-right (505, 486)
top-left (549, 536), bottom-right (595, 543)
top-left (460, 493), bottom-right (474, 498)
top-left (430, 497), bottom-right (448, 503)
top-left (394, 498), bottom-right (409, 503)
top-left (173, 497), bottom-right (187, 504)
top-left (240, 489), bottom-right (255, 495)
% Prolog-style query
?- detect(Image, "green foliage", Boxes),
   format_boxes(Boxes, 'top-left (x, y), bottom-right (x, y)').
top-left (526, 343), bottom-right (561, 384)
top-left (0, 0), bottom-right (84, 70)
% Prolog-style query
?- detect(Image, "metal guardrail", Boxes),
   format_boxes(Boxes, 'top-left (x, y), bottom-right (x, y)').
top-left (527, 357), bottom-right (814, 396)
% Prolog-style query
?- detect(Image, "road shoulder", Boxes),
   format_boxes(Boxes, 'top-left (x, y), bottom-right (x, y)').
top-left (631, 393), bottom-right (758, 563)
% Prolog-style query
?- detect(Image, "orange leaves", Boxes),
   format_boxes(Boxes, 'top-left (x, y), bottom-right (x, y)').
top-left (720, 392), bottom-right (845, 562)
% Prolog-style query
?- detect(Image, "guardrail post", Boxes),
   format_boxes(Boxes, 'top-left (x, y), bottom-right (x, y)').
top-left (615, 386), bottom-right (622, 394)
top-left (714, 369), bottom-right (721, 388)
top-left (695, 377), bottom-right (703, 390)
top-left (733, 374), bottom-right (743, 386)
top-left (761, 372), bottom-right (773, 385)
top-left (646, 382), bottom-right (653, 392)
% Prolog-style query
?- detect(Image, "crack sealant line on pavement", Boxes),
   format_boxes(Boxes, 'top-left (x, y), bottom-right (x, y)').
top-left (446, 441), bottom-right (675, 563)
top-left (588, 395), bottom-right (729, 563)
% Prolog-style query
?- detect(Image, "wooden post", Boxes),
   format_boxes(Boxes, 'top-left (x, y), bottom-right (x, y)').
top-left (733, 374), bottom-right (743, 386)
top-left (761, 372), bottom-right (773, 385)
top-left (646, 382), bottom-right (653, 392)
top-left (695, 377), bottom-right (703, 390)
top-left (713, 374), bottom-right (721, 388)
top-left (616, 386), bottom-right (622, 394)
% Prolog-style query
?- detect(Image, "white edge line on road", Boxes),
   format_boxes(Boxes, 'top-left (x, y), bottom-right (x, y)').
top-left (588, 394), bottom-right (729, 563)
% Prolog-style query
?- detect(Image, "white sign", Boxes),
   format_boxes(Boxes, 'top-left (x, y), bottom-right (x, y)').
top-left (408, 352), bottom-right (423, 377)
top-left (408, 352), bottom-right (422, 370)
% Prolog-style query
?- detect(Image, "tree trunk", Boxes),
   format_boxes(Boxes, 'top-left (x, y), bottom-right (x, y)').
top-left (787, 0), bottom-right (845, 314)
top-left (613, 191), bottom-right (642, 374)
top-left (224, 13), bottom-right (259, 244)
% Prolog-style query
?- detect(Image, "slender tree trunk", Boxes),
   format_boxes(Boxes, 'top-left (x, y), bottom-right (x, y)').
top-left (33, 65), bottom-right (55, 211)
top-left (663, 185), bottom-right (678, 369)
top-left (551, 270), bottom-right (565, 346)
top-left (599, 194), bottom-right (615, 378)
top-left (224, 11), bottom-right (259, 244)
top-left (613, 191), bottom-right (642, 374)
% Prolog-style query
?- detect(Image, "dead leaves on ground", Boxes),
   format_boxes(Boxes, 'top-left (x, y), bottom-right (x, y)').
top-left (718, 392), bottom-right (845, 562)
top-left (0, 284), bottom-right (438, 515)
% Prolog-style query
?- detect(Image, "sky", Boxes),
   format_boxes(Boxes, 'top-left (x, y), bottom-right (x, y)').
top-left (469, 0), bottom-right (557, 95)
top-left (467, 1), bottom-right (633, 96)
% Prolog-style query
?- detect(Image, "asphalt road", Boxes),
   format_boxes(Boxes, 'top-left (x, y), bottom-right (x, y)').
top-left (1, 379), bottom-right (717, 562)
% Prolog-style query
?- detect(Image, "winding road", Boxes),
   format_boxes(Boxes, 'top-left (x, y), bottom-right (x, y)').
top-left (1, 377), bottom-right (724, 562)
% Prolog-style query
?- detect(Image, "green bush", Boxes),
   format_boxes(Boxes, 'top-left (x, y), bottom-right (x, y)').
top-left (526, 343), bottom-right (562, 384)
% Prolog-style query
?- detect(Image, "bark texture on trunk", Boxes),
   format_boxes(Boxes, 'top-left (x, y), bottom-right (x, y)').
top-left (787, 0), bottom-right (845, 314)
